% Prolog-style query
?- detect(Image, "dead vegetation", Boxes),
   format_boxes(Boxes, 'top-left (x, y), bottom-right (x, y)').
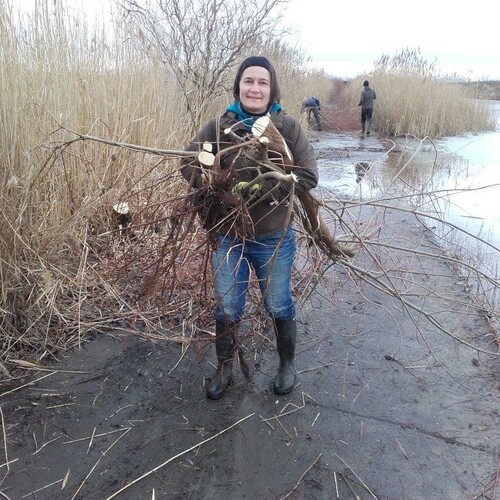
top-left (1, 1), bottom-right (499, 380)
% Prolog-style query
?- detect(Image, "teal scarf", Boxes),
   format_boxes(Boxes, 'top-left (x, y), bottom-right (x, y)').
top-left (226, 101), bottom-right (281, 130)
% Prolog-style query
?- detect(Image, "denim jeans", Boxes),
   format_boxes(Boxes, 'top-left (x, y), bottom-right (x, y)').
top-left (211, 226), bottom-right (296, 323)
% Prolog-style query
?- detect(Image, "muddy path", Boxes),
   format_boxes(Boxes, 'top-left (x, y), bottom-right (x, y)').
top-left (1, 132), bottom-right (499, 500)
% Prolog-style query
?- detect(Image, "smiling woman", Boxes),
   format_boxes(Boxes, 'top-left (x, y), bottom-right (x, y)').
top-left (180, 55), bottom-right (319, 399)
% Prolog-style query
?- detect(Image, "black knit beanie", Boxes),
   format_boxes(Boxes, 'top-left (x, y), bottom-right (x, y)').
top-left (238, 56), bottom-right (272, 73)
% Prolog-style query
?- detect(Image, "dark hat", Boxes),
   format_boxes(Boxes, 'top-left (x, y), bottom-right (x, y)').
top-left (363, 80), bottom-right (369, 87)
top-left (237, 56), bottom-right (272, 74)
top-left (233, 55), bottom-right (281, 103)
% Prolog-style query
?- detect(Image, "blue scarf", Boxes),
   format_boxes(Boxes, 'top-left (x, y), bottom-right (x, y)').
top-left (226, 101), bottom-right (281, 130)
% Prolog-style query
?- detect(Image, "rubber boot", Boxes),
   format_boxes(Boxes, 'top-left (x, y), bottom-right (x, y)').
top-left (366, 119), bottom-right (371, 136)
top-left (273, 318), bottom-right (297, 395)
top-left (206, 320), bottom-right (236, 400)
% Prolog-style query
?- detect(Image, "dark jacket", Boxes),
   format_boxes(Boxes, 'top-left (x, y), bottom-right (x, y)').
top-left (181, 107), bottom-right (318, 237)
top-left (303, 96), bottom-right (320, 108)
top-left (358, 87), bottom-right (376, 109)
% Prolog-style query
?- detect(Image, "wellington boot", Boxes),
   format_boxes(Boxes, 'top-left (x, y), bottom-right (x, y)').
top-left (273, 318), bottom-right (297, 395)
top-left (206, 321), bottom-right (236, 400)
top-left (206, 359), bottom-right (233, 400)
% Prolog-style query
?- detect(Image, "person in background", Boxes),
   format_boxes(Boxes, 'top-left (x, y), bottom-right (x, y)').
top-left (358, 80), bottom-right (376, 136)
top-left (302, 96), bottom-right (322, 131)
top-left (180, 56), bottom-right (319, 400)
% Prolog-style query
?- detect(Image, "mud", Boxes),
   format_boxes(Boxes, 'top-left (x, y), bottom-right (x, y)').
top-left (1, 131), bottom-right (499, 500)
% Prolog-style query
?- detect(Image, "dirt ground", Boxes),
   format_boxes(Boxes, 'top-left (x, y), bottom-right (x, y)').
top-left (1, 131), bottom-right (499, 500)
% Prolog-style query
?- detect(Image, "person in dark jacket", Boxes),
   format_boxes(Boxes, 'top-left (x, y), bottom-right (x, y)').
top-left (302, 96), bottom-right (322, 130)
top-left (358, 80), bottom-right (376, 136)
top-left (181, 56), bottom-right (318, 400)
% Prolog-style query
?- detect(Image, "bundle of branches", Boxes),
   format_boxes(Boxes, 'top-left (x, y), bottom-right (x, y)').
top-left (188, 167), bottom-right (252, 241)
top-left (183, 116), bottom-right (356, 259)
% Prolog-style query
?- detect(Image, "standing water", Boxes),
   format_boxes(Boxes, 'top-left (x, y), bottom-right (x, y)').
top-left (318, 100), bottom-right (500, 311)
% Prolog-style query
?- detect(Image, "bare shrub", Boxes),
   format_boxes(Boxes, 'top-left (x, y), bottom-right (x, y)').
top-left (121, 0), bottom-right (288, 134)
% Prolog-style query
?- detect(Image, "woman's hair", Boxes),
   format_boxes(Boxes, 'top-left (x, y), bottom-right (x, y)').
top-left (232, 56), bottom-right (281, 104)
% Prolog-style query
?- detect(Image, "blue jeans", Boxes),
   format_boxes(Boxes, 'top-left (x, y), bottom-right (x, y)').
top-left (212, 226), bottom-right (296, 323)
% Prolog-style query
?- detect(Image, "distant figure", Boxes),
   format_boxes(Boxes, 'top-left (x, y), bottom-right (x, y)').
top-left (302, 96), bottom-right (322, 131)
top-left (357, 80), bottom-right (376, 136)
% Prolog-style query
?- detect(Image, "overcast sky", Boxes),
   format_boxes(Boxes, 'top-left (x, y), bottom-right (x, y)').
top-left (16, 0), bottom-right (500, 81)
top-left (284, 0), bottom-right (500, 80)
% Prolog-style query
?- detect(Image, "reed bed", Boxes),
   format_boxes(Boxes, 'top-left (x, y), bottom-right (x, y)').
top-left (346, 48), bottom-right (496, 137)
top-left (0, 1), bottom-right (333, 371)
top-left (1, 3), bottom-right (498, 376)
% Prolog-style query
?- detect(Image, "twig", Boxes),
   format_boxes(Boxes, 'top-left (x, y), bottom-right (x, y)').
top-left (68, 426), bottom-right (131, 499)
top-left (261, 393), bottom-right (307, 422)
top-left (0, 372), bottom-right (57, 398)
top-left (0, 406), bottom-right (8, 471)
top-left (22, 478), bottom-right (64, 498)
top-left (9, 360), bottom-right (88, 374)
top-left (70, 455), bottom-right (104, 500)
top-left (0, 458), bottom-right (18, 469)
top-left (32, 435), bottom-right (62, 456)
top-left (87, 427), bottom-right (96, 454)
top-left (105, 404), bottom-right (132, 420)
top-left (62, 130), bottom-right (197, 159)
top-left (334, 453), bottom-right (379, 499)
top-left (64, 427), bottom-right (128, 444)
top-left (297, 362), bottom-right (335, 374)
top-left (344, 260), bottom-right (499, 356)
top-left (258, 415), bottom-right (275, 431)
top-left (311, 412), bottom-right (320, 426)
top-left (279, 453), bottom-right (322, 500)
top-left (275, 416), bottom-right (293, 440)
top-left (105, 413), bottom-right (255, 499)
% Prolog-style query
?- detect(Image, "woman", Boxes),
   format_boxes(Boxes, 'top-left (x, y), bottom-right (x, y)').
top-left (181, 56), bottom-right (318, 399)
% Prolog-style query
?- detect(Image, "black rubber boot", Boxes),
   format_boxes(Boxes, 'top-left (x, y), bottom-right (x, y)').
top-left (206, 320), bottom-right (236, 400)
top-left (273, 318), bottom-right (297, 395)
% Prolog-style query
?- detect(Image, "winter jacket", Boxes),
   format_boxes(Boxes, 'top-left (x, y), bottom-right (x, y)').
top-left (303, 96), bottom-right (320, 108)
top-left (180, 107), bottom-right (318, 238)
top-left (358, 87), bottom-right (376, 109)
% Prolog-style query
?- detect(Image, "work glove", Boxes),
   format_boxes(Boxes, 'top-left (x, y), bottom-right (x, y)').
top-left (231, 181), bottom-right (262, 199)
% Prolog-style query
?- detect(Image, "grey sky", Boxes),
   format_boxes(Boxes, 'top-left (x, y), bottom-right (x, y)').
top-left (284, 0), bottom-right (500, 80)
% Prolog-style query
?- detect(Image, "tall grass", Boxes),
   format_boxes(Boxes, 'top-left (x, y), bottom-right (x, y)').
top-left (0, 2), bottom-right (189, 363)
top-left (3, 6), bottom-right (494, 370)
top-left (0, 1), bottom-right (331, 368)
top-left (347, 48), bottom-right (496, 137)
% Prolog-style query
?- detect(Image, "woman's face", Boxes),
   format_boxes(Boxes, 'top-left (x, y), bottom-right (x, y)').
top-left (239, 66), bottom-right (271, 114)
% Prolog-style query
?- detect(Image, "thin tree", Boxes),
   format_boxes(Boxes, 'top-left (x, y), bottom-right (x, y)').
top-left (120, 0), bottom-right (287, 133)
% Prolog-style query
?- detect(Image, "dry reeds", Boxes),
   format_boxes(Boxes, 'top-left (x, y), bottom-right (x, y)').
top-left (1, 4), bottom-right (498, 377)
top-left (346, 48), bottom-right (496, 138)
top-left (0, 1), bottom-right (334, 370)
